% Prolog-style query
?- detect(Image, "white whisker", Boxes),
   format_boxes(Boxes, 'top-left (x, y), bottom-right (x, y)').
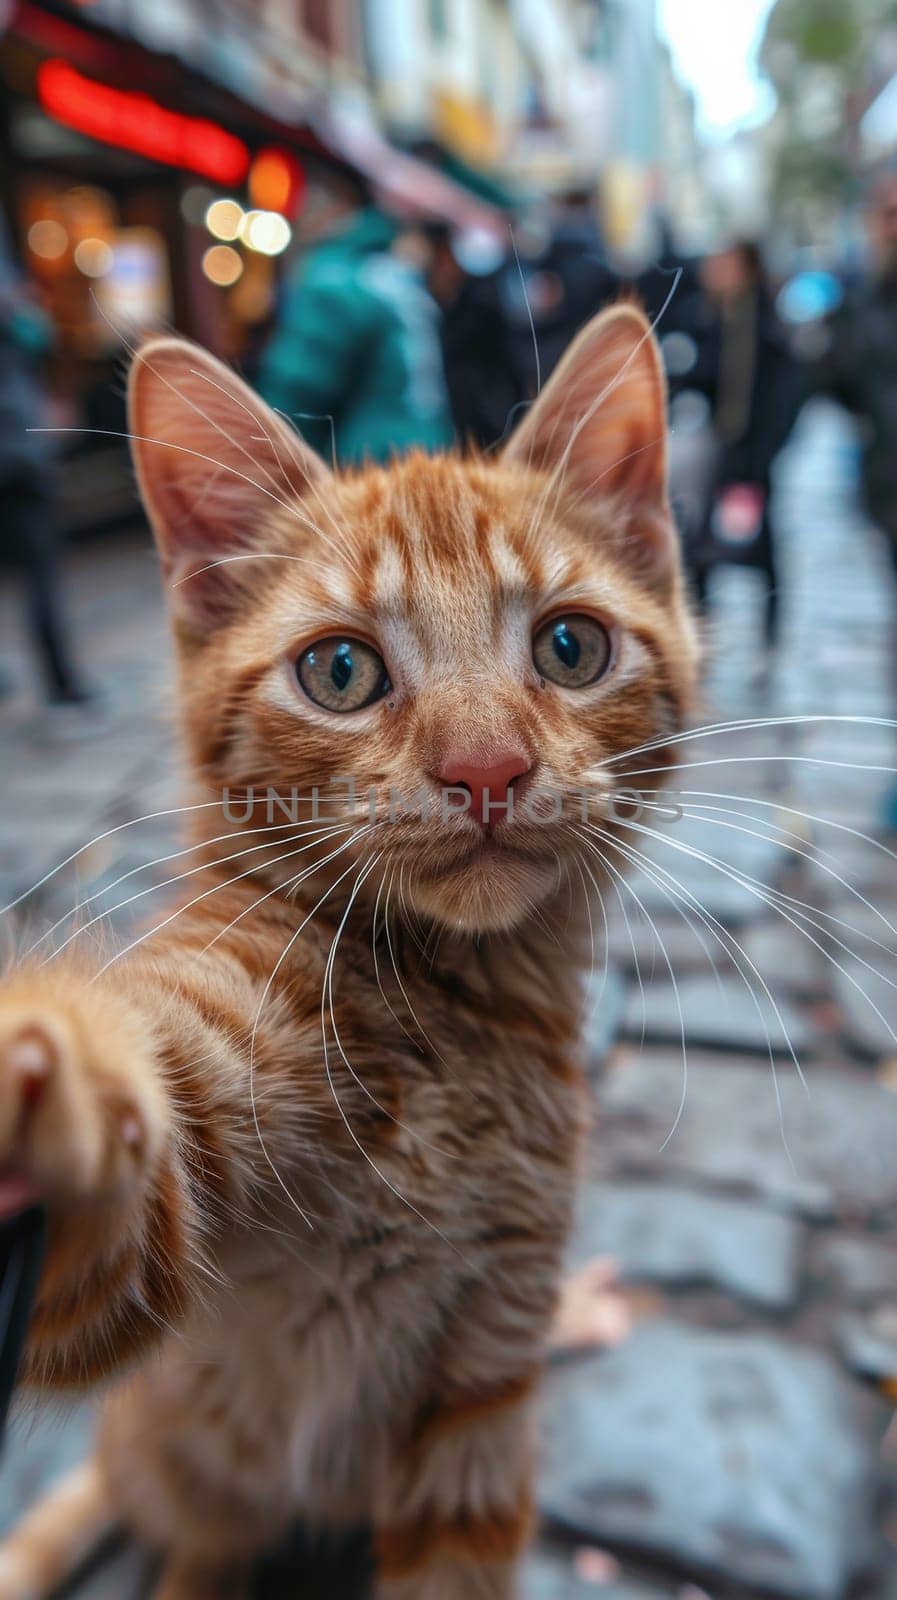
top-left (609, 794), bottom-right (897, 954)
top-left (575, 827), bottom-right (690, 1151)
top-left (608, 815), bottom-right (897, 1060)
top-left (48, 823), bottom-right (350, 966)
top-left (26, 816), bottom-right (345, 960)
top-left (598, 712), bottom-right (897, 772)
top-left (582, 823), bottom-right (801, 1169)
top-left (247, 839), bottom-right (380, 1230)
top-left (0, 799), bottom-right (241, 918)
top-left (319, 858), bottom-right (466, 1256)
top-left (89, 825), bottom-right (357, 979)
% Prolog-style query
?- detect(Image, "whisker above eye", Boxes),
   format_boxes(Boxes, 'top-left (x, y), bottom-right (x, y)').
top-left (140, 336), bottom-right (357, 565)
top-left (519, 272), bottom-right (684, 553)
top-left (183, 367), bottom-right (357, 560)
top-left (172, 550), bottom-right (334, 586)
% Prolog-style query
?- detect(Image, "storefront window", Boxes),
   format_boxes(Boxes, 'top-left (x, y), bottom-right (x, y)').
top-left (22, 181), bottom-right (172, 355)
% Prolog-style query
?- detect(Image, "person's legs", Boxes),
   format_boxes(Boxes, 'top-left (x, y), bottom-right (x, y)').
top-left (757, 511), bottom-right (779, 650)
top-left (3, 474), bottom-right (86, 701)
top-left (881, 534), bottom-right (897, 831)
top-left (692, 558), bottom-right (712, 616)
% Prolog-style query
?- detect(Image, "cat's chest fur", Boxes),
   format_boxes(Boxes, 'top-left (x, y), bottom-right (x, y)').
top-left (162, 906), bottom-right (588, 1516)
top-left (259, 905), bottom-right (590, 1225)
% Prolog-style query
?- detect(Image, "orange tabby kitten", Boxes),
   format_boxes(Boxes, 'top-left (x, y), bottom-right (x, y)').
top-left (0, 305), bottom-right (696, 1599)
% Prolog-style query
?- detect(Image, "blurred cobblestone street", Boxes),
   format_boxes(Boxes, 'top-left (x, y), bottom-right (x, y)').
top-left (1, 401), bottom-right (896, 1599)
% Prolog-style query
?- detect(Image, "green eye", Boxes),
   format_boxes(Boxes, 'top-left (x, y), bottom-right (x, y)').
top-left (533, 615), bottom-right (612, 688)
top-left (296, 637), bottom-right (391, 713)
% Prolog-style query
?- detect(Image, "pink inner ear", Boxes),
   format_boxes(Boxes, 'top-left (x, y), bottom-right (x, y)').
top-left (129, 337), bottom-right (329, 572)
top-left (506, 307), bottom-right (669, 518)
top-left (165, 548), bottom-right (252, 630)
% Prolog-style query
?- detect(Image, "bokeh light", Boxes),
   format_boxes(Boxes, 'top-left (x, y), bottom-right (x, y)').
top-left (205, 198), bottom-right (244, 241)
top-left (242, 210), bottom-right (291, 256)
top-left (73, 236), bottom-right (114, 277)
top-left (27, 219), bottom-right (68, 260)
top-left (202, 244), bottom-right (243, 286)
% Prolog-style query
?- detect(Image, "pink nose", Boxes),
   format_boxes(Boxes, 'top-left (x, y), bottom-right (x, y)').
top-left (438, 751), bottom-right (533, 830)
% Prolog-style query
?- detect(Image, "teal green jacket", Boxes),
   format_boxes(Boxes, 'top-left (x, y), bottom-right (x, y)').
top-left (257, 209), bottom-right (454, 466)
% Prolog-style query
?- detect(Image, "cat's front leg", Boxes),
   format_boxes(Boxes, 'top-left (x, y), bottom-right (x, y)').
top-left (373, 1183), bottom-right (575, 1600)
top-left (0, 966), bottom-right (186, 1387)
top-left (374, 1375), bottom-right (536, 1600)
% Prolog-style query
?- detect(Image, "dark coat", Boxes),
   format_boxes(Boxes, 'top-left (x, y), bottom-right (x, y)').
top-left (441, 220), bottom-right (618, 450)
top-left (817, 273), bottom-right (897, 540)
top-left (0, 225), bottom-right (54, 488)
top-left (691, 287), bottom-right (804, 490)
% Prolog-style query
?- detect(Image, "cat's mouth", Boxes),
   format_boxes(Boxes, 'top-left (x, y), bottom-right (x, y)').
top-left (406, 830), bottom-right (563, 933)
top-left (417, 829), bottom-right (554, 881)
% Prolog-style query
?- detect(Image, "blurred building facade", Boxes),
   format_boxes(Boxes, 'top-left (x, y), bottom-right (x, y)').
top-left (358, 0), bottom-right (705, 254)
top-left (0, 0), bottom-right (706, 358)
top-left (0, 0), bottom-right (708, 539)
top-left (759, 0), bottom-right (897, 252)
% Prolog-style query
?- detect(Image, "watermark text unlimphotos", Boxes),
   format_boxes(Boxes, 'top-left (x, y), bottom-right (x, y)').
top-left (221, 778), bottom-right (684, 828)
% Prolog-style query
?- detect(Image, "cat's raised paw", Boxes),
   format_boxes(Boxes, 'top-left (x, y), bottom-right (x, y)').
top-left (0, 995), bottom-right (163, 1218)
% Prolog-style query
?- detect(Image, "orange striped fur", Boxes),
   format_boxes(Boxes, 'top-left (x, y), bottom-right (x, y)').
top-left (375, 1495), bottom-right (536, 1581)
top-left (0, 306), bottom-right (697, 1599)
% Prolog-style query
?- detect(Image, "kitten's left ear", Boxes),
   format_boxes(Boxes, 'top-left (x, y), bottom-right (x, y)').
top-left (128, 336), bottom-right (330, 626)
top-left (504, 304), bottom-right (675, 586)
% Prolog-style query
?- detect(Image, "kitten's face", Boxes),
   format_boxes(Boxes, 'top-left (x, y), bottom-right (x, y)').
top-left (129, 309), bottom-right (698, 935)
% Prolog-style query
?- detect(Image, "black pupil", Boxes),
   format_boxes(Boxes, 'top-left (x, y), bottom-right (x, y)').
top-left (553, 623), bottom-right (580, 671)
top-left (330, 643), bottom-right (354, 693)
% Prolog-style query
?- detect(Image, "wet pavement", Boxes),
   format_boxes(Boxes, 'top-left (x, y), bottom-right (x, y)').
top-left (1, 400), bottom-right (896, 1598)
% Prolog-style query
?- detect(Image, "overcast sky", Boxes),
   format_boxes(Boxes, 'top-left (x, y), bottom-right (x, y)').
top-left (658, 0), bottom-right (779, 138)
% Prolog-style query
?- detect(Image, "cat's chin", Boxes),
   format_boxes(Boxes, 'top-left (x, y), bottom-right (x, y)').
top-left (410, 853), bottom-right (559, 935)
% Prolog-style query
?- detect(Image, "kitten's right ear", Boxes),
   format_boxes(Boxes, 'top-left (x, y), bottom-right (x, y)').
top-left (128, 336), bottom-right (329, 626)
top-left (504, 305), bottom-right (675, 588)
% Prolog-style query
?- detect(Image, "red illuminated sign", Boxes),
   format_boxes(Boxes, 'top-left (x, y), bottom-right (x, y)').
top-left (37, 59), bottom-right (250, 185)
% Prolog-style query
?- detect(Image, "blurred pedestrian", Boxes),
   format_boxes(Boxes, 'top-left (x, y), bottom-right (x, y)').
top-left (425, 224), bottom-right (516, 449)
top-left (0, 221), bottom-right (89, 704)
top-left (818, 169), bottom-right (897, 550)
top-left (688, 240), bottom-right (804, 651)
top-left (542, 188), bottom-right (619, 365)
top-left (497, 192), bottom-right (618, 413)
top-left (429, 191), bottom-right (619, 451)
top-left (256, 175), bottom-right (453, 466)
top-left (817, 167), bottom-right (897, 825)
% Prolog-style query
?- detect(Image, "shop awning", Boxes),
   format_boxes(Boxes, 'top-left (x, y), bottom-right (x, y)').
top-left (321, 108), bottom-right (505, 235)
top-left (7, 0), bottom-right (504, 234)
